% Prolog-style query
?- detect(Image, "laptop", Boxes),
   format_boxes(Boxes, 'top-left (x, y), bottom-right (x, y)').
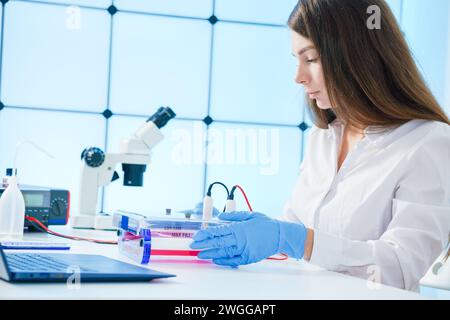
top-left (0, 245), bottom-right (175, 283)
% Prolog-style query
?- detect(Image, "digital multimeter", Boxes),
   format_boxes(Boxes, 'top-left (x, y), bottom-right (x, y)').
top-left (0, 185), bottom-right (70, 228)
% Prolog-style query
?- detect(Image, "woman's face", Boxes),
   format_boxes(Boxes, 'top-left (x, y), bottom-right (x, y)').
top-left (291, 31), bottom-right (332, 110)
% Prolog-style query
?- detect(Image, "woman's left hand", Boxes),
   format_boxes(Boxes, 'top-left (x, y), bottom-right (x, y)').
top-left (190, 211), bottom-right (307, 267)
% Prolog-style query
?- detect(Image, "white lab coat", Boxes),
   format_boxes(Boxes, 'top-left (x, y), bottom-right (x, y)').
top-left (282, 119), bottom-right (450, 291)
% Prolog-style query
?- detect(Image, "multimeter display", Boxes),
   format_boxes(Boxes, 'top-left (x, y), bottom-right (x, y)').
top-left (23, 193), bottom-right (46, 207)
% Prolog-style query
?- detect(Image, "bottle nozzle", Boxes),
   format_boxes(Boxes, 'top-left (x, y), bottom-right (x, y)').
top-left (13, 140), bottom-right (55, 178)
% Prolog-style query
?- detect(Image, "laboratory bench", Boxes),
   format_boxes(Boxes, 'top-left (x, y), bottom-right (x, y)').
top-left (0, 226), bottom-right (436, 300)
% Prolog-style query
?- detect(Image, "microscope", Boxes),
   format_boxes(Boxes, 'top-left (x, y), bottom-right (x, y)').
top-left (70, 107), bottom-right (176, 230)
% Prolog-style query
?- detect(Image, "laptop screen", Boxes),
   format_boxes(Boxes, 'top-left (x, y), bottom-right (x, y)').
top-left (0, 246), bottom-right (11, 281)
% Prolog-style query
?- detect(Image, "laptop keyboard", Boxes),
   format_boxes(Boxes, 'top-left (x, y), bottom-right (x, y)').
top-left (6, 253), bottom-right (94, 273)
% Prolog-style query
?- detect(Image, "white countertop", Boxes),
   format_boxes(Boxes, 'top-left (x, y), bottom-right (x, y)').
top-left (0, 226), bottom-right (425, 300)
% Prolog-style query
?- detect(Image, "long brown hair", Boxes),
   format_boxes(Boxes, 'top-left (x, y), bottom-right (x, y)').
top-left (288, 0), bottom-right (450, 129)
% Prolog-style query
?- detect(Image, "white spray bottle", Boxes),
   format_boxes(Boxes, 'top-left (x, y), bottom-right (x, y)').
top-left (0, 141), bottom-right (54, 239)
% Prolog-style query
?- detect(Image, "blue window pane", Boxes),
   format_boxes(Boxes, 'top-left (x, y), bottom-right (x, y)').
top-left (114, 0), bottom-right (212, 19)
top-left (447, 53), bottom-right (450, 115)
top-left (103, 116), bottom-right (205, 215)
top-left (401, 0), bottom-right (450, 108)
top-left (215, 0), bottom-right (298, 25)
top-left (210, 22), bottom-right (301, 125)
top-left (0, 108), bottom-right (105, 217)
top-left (299, 104), bottom-right (313, 161)
top-left (205, 123), bottom-right (302, 217)
top-left (298, 98), bottom-right (314, 127)
top-left (25, 0), bottom-right (112, 9)
top-left (110, 13), bottom-right (211, 119)
top-left (1, 2), bottom-right (110, 111)
top-left (385, 0), bottom-right (403, 22)
top-left (0, 5), bottom-right (3, 64)
top-left (301, 127), bottom-right (312, 162)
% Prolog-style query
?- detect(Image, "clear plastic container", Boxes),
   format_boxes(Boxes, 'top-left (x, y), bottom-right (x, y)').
top-left (113, 210), bottom-right (229, 264)
top-left (0, 176), bottom-right (25, 239)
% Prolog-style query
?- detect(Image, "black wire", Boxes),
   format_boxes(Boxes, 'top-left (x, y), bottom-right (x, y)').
top-left (229, 186), bottom-right (238, 200)
top-left (206, 182), bottom-right (230, 213)
top-left (207, 181), bottom-right (230, 197)
top-left (26, 220), bottom-right (49, 234)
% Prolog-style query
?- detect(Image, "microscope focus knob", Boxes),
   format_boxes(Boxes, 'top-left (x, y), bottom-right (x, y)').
top-left (81, 147), bottom-right (105, 168)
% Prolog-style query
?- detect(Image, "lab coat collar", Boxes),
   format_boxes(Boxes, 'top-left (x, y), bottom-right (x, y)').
top-left (327, 119), bottom-right (393, 142)
top-left (363, 126), bottom-right (393, 142)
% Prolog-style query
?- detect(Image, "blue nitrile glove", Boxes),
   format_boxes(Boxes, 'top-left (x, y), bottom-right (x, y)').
top-left (190, 211), bottom-right (308, 267)
top-left (179, 202), bottom-right (220, 218)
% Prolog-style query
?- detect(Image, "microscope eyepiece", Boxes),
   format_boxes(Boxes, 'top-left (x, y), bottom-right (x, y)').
top-left (147, 107), bottom-right (176, 129)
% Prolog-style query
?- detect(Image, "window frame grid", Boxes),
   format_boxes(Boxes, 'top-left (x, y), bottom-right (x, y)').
top-left (0, 0), bottom-right (343, 213)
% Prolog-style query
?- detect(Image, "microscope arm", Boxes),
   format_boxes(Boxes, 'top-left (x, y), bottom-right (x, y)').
top-left (75, 153), bottom-right (151, 228)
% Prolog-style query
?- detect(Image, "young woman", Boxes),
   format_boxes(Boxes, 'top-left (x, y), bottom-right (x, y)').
top-left (190, 0), bottom-right (450, 291)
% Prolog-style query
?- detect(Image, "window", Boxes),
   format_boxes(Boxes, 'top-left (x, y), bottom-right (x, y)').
top-left (114, 0), bottom-right (212, 19)
top-left (210, 22), bottom-right (301, 125)
top-left (401, 0), bottom-right (450, 111)
top-left (109, 13), bottom-right (211, 119)
top-left (26, 0), bottom-right (112, 9)
top-left (205, 123), bottom-right (301, 216)
top-left (215, 0), bottom-right (299, 25)
top-left (1, 1), bottom-right (110, 111)
top-left (0, 108), bottom-right (105, 216)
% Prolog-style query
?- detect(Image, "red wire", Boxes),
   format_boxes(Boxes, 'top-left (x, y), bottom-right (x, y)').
top-left (234, 185), bottom-right (253, 212)
top-left (25, 216), bottom-right (118, 245)
top-left (267, 253), bottom-right (289, 261)
top-left (151, 249), bottom-right (200, 256)
top-left (231, 186), bottom-right (288, 261)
